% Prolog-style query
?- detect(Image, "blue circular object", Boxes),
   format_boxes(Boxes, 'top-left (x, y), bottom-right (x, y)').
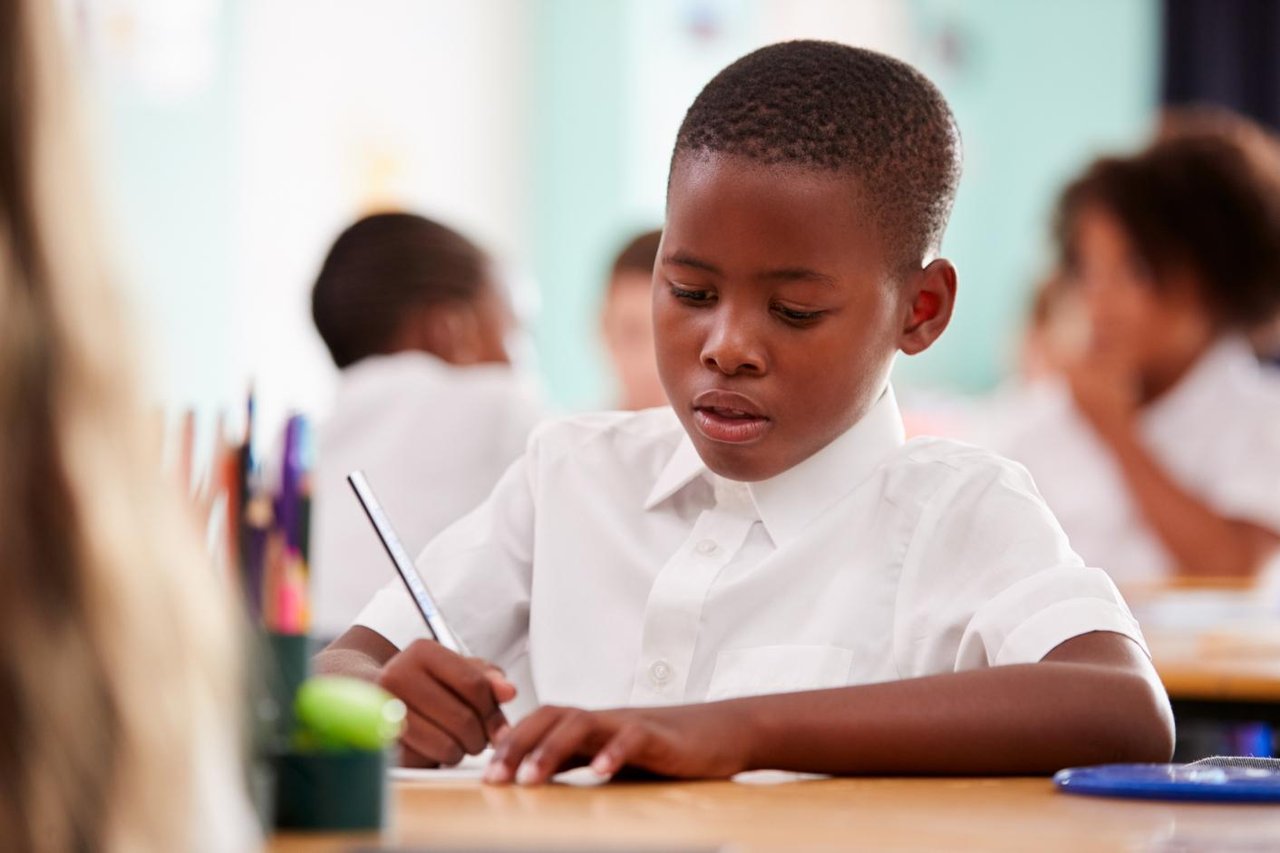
top-left (1054, 763), bottom-right (1280, 802)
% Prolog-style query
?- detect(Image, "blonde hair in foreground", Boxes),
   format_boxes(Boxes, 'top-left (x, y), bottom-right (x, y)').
top-left (0, 0), bottom-right (245, 849)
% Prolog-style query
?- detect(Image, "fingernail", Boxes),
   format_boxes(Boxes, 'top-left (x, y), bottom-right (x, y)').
top-left (590, 754), bottom-right (613, 776)
top-left (516, 761), bottom-right (540, 786)
top-left (484, 761), bottom-right (511, 784)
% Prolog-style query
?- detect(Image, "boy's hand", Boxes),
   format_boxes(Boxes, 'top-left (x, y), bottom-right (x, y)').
top-left (377, 639), bottom-right (516, 767)
top-left (482, 703), bottom-right (753, 785)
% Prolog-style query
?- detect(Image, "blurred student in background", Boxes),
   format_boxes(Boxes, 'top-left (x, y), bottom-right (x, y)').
top-left (995, 127), bottom-right (1280, 587)
top-left (1157, 106), bottom-right (1280, 367)
top-left (0, 0), bottom-right (255, 848)
top-left (601, 229), bottom-right (668, 410)
top-left (310, 213), bottom-right (543, 640)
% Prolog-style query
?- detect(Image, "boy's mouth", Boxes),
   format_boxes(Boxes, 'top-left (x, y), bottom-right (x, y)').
top-left (691, 391), bottom-right (772, 444)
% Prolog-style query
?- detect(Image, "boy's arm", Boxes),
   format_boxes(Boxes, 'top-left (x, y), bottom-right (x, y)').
top-left (486, 630), bottom-right (1173, 785)
top-left (312, 446), bottom-right (541, 766)
top-left (314, 625), bottom-right (400, 681)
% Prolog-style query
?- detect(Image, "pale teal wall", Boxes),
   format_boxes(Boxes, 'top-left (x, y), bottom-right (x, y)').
top-left (895, 0), bottom-right (1159, 391)
top-left (529, 1), bottom-right (631, 409)
top-left (97, 3), bottom-right (240, 415)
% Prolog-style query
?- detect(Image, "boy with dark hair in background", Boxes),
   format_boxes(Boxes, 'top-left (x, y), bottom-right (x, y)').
top-left (310, 212), bottom-right (542, 639)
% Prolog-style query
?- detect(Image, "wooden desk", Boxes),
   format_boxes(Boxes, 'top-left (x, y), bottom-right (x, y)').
top-left (271, 775), bottom-right (1280, 852)
top-left (1148, 628), bottom-right (1280, 730)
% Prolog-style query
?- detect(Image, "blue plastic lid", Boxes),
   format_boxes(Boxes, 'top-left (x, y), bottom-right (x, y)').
top-left (1054, 763), bottom-right (1280, 802)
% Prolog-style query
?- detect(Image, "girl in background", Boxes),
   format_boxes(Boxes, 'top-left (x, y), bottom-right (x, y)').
top-left (996, 126), bottom-right (1280, 587)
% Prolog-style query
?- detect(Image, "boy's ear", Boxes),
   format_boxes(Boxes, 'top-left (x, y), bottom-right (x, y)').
top-left (898, 258), bottom-right (957, 356)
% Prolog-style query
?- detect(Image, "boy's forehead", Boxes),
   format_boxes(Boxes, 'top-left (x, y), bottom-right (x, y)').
top-left (664, 154), bottom-right (888, 274)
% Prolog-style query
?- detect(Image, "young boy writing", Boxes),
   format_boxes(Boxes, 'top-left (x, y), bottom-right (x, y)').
top-left (317, 41), bottom-right (1173, 783)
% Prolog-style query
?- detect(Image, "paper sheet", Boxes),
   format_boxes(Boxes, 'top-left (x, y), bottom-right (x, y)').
top-left (389, 751), bottom-right (606, 786)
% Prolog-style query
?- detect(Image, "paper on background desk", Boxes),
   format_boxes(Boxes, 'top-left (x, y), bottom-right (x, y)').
top-left (390, 752), bottom-right (826, 786)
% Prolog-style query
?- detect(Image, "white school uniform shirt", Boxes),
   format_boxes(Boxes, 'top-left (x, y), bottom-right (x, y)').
top-left (355, 385), bottom-right (1144, 712)
top-left (312, 351), bottom-right (543, 639)
top-left (992, 337), bottom-right (1280, 587)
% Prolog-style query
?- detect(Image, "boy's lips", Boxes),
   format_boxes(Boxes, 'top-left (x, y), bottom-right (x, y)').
top-left (691, 390), bottom-right (772, 444)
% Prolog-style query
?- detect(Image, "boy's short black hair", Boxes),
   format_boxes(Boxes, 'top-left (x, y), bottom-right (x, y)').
top-left (1057, 131), bottom-right (1280, 329)
top-left (672, 40), bottom-right (962, 270)
top-left (311, 212), bottom-right (488, 369)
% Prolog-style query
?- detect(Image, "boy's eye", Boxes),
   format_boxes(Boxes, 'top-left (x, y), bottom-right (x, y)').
top-left (773, 303), bottom-right (825, 324)
top-left (669, 283), bottom-right (714, 304)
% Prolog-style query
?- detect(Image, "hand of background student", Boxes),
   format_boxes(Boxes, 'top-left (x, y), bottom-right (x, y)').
top-left (482, 702), bottom-right (752, 785)
top-left (1064, 344), bottom-right (1140, 444)
top-left (377, 639), bottom-right (517, 767)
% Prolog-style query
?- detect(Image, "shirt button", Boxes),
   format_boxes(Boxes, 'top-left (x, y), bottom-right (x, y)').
top-left (649, 660), bottom-right (672, 685)
top-left (695, 539), bottom-right (718, 555)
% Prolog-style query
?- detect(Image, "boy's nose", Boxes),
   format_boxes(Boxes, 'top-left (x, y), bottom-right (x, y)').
top-left (700, 318), bottom-right (766, 376)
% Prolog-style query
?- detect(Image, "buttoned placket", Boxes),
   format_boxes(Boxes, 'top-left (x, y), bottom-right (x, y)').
top-left (629, 479), bottom-right (759, 705)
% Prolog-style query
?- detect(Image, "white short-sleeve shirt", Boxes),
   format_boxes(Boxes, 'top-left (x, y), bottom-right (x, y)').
top-left (992, 337), bottom-right (1280, 586)
top-left (355, 385), bottom-right (1144, 712)
top-left (312, 352), bottom-right (543, 639)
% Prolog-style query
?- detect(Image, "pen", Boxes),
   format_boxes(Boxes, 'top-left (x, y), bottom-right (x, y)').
top-left (347, 470), bottom-right (469, 655)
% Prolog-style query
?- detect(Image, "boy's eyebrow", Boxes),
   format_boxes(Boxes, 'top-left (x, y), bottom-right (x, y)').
top-left (663, 252), bottom-right (835, 286)
top-left (662, 252), bottom-right (721, 274)
top-left (756, 267), bottom-right (836, 286)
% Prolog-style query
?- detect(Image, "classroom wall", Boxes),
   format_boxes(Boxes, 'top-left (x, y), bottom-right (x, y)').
top-left (898, 0), bottom-right (1159, 392)
top-left (87, 0), bottom-right (1160, 430)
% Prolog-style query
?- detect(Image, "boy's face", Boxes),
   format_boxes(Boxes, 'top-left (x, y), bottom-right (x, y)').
top-left (655, 154), bottom-right (910, 481)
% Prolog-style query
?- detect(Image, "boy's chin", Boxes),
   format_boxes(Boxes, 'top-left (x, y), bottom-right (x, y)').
top-left (691, 438), bottom-right (789, 483)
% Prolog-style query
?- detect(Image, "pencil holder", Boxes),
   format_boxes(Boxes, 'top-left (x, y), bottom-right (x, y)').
top-left (273, 747), bottom-right (389, 830)
top-left (265, 631), bottom-right (310, 742)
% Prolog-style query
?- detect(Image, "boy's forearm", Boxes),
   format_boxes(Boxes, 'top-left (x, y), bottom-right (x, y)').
top-left (312, 647), bottom-right (384, 682)
top-left (312, 626), bottom-right (401, 682)
top-left (731, 662), bottom-right (1172, 776)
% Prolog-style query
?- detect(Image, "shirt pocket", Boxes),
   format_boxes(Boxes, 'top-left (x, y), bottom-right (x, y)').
top-left (705, 645), bottom-right (854, 702)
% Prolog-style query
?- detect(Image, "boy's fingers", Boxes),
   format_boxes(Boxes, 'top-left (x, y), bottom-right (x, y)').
top-left (398, 745), bottom-right (440, 769)
top-left (484, 706), bottom-right (567, 784)
top-left (484, 668), bottom-right (518, 703)
top-left (409, 676), bottom-right (489, 755)
top-left (406, 641), bottom-right (510, 745)
top-left (590, 723), bottom-right (649, 779)
top-left (401, 709), bottom-right (466, 767)
top-left (519, 710), bottom-right (599, 785)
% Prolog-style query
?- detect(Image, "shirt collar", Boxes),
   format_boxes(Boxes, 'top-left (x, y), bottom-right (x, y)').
top-left (644, 385), bottom-right (907, 546)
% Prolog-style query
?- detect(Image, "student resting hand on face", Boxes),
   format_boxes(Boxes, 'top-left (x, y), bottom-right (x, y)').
top-left (995, 128), bottom-right (1280, 587)
top-left (316, 41), bottom-right (1172, 784)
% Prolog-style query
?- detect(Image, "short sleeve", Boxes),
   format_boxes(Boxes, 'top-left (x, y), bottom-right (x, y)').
top-left (893, 454), bottom-right (1147, 676)
top-left (353, 449), bottom-right (536, 672)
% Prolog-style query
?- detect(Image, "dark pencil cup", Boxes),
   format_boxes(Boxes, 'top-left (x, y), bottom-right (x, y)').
top-left (273, 747), bottom-right (390, 830)
top-left (265, 631), bottom-right (310, 734)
